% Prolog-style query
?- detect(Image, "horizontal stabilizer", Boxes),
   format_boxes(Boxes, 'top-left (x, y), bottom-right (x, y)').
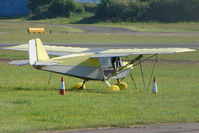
top-left (4, 44), bottom-right (28, 51)
top-left (9, 60), bottom-right (29, 66)
top-left (9, 60), bottom-right (60, 66)
top-left (34, 61), bottom-right (60, 66)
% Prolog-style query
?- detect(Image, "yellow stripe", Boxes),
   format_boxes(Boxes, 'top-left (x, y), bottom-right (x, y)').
top-left (54, 55), bottom-right (100, 67)
top-left (36, 38), bottom-right (50, 61)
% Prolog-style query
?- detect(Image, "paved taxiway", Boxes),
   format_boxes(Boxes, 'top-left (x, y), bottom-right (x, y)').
top-left (46, 123), bottom-right (199, 133)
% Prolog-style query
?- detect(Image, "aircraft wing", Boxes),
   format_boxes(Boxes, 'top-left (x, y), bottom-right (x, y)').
top-left (4, 43), bottom-right (195, 58)
top-left (9, 60), bottom-right (29, 66)
top-left (91, 48), bottom-right (195, 58)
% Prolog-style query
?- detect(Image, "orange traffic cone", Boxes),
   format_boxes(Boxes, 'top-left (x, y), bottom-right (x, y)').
top-left (152, 77), bottom-right (158, 94)
top-left (60, 77), bottom-right (65, 95)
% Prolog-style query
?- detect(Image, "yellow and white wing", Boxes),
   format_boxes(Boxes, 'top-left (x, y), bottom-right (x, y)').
top-left (92, 48), bottom-right (195, 58)
top-left (4, 40), bottom-right (196, 58)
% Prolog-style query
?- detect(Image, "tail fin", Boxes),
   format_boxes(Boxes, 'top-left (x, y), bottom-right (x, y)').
top-left (29, 38), bottom-right (50, 65)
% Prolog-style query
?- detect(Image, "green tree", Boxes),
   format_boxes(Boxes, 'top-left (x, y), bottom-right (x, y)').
top-left (27, 0), bottom-right (51, 13)
top-left (49, 0), bottom-right (84, 17)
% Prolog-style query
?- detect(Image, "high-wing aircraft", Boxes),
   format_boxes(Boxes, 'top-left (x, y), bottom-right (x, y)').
top-left (5, 38), bottom-right (195, 91)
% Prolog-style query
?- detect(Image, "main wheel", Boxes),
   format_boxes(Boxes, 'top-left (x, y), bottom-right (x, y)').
top-left (107, 85), bottom-right (120, 92)
top-left (117, 82), bottom-right (128, 90)
top-left (71, 83), bottom-right (86, 90)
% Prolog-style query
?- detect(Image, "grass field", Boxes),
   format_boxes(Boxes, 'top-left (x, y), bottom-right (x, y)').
top-left (25, 17), bottom-right (199, 33)
top-left (0, 49), bottom-right (199, 133)
top-left (31, 18), bottom-right (199, 33)
top-left (0, 21), bottom-right (199, 44)
top-left (0, 20), bottom-right (199, 133)
top-left (94, 22), bottom-right (199, 33)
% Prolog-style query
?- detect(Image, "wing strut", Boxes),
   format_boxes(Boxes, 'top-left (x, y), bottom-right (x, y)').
top-left (48, 72), bottom-right (53, 86)
top-left (134, 54), bottom-right (157, 66)
top-left (130, 54), bottom-right (158, 91)
top-left (146, 55), bottom-right (158, 91)
top-left (139, 58), bottom-right (147, 91)
top-left (130, 73), bottom-right (138, 90)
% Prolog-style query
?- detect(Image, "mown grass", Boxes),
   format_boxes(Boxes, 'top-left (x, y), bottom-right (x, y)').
top-left (38, 18), bottom-right (199, 32)
top-left (27, 17), bottom-right (199, 33)
top-left (1, 32), bottom-right (199, 44)
top-left (0, 20), bottom-right (199, 132)
top-left (94, 22), bottom-right (199, 33)
top-left (1, 21), bottom-right (199, 44)
top-left (0, 22), bottom-right (82, 35)
top-left (0, 62), bottom-right (199, 133)
top-left (0, 50), bottom-right (28, 59)
top-left (0, 50), bottom-right (199, 133)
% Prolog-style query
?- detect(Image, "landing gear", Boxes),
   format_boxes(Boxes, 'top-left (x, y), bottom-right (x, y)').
top-left (107, 85), bottom-right (120, 92)
top-left (105, 79), bottom-right (128, 92)
top-left (116, 79), bottom-right (128, 90)
top-left (72, 80), bottom-right (86, 90)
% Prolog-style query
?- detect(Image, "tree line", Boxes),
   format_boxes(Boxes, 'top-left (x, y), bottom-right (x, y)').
top-left (28, 0), bottom-right (199, 22)
top-left (27, 0), bottom-right (85, 19)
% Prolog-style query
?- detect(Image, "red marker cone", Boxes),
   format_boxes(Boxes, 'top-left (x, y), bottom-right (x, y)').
top-left (60, 77), bottom-right (65, 95)
top-left (152, 77), bottom-right (158, 94)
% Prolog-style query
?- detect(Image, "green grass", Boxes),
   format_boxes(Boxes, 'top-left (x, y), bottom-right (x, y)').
top-left (0, 50), bottom-right (28, 59)
top-left (0, 22), bottom-right (83, 35)
top-left (0, 62), bottom-right (199, 133)
top-left (1, 21), bottom-right (199, 44)
top-left (0, 20), bottom-right (199, 132)
top-left (94, 22), bottom-right (199, 33)
top-left (1, 32), bottom-right (199, 44)
top-left (158, 50), bottom-right (199, 60)
top-left (27, 17), bottom-right (199, 33)
top-left (0, 50), bottom-right (199, 133)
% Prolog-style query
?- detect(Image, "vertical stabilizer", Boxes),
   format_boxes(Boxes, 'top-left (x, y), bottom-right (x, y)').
top-left (29, 39), bottom-right (37, 65)
top-left (29, 38), bottom-right (50, 65)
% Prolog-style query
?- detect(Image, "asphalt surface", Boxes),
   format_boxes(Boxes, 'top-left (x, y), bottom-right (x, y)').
top-left (45, 123), bottom-right (199, 133)
top-left (62, 24), bottom-right (137, 34)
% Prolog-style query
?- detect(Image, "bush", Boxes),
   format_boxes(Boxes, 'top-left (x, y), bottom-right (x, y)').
top-left (96, 0), bottom-right (149, 22)
top-left (81, 3), bottom-right (97, 13)
top-left (49, 0), bottom-right (84, 17)
top-left (95, 0), bottom-right (199, 22)
top-left (122, 1), bottom-right (149, 21)
top-left (27, 0), bottom-right (52, 13)
top-left (148, 0), bottom-right (199, 22)
top-left (28, 0), bottom-right (85, 19)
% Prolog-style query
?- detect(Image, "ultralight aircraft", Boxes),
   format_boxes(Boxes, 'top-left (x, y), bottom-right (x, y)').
top-left (5, 38), bottom-right (195, 91)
